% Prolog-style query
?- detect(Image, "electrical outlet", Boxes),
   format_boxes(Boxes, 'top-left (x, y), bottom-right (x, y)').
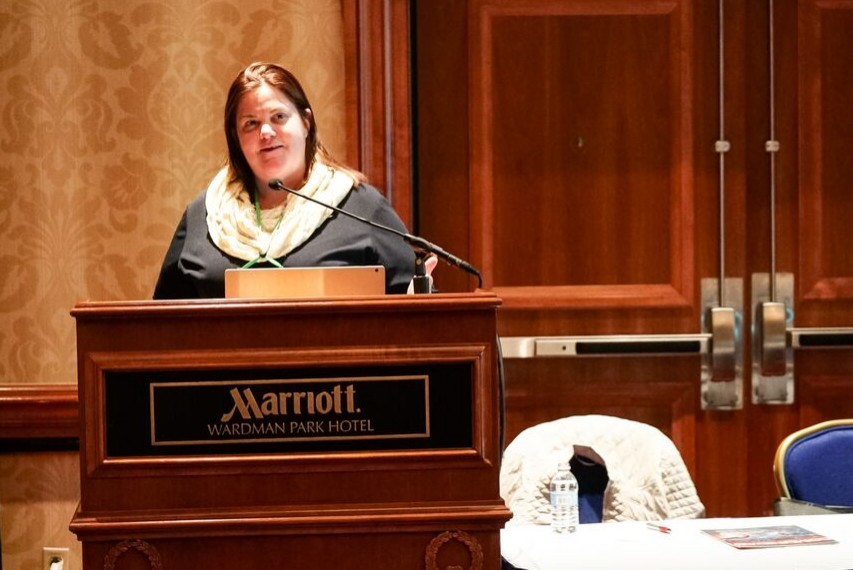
top-left (42, 547), bottom-right (70, 570)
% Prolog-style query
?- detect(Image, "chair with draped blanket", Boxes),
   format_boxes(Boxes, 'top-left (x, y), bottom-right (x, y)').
top-left (500, 414), bottom-right (705, 526)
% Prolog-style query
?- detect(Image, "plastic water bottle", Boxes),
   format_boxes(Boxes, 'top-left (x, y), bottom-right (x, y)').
top-left (550, 461), bottom-right (579, 533)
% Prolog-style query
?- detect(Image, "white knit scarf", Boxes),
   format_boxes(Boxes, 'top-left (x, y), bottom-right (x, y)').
top-left (205, 163), bottom-right (355, 263)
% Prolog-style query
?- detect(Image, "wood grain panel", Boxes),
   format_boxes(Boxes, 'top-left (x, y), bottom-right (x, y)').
top-left (414, 0), bottom-right (474, 294)
top-left (71, 295), bottom-right (509, 569)
top-left (80, 344), bottom-right (491, 480)
top-left (410, 0), bottom-right (853, 520)
top-left (470, 1), bottom-right (695, 313)
top-left (798, 0), bottom-right (853, 304)
top-left (74, 531), bottom-right (502, 570)
top-left (503, 357), bottom-right (699, 470)
top-left (796, 350), bottom-right (853, 423)
top-left (489, 15), bottom-right (673, 287)
top-left (0, 384), bottom-right (78, 443)
top-left (746, 349), bottom-right (853, 515)
top-left (342, 0), bottom-right (414, 226)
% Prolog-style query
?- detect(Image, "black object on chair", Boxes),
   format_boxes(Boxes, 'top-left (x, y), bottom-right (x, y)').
top-left (571, 453), bottom-right (609, 523)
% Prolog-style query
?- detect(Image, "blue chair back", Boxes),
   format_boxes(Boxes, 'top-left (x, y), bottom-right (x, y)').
top-left (774, 420), bottom-right (853, 508)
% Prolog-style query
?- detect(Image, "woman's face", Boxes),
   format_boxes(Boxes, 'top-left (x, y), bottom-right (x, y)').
top-left (235, 83), bottom-right (310, 191)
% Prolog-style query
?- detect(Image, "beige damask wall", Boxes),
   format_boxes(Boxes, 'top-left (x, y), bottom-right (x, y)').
top-left (0, 0), bottom-right (347, 566)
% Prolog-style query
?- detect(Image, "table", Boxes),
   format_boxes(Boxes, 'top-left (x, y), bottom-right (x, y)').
top-left (501, 514), bottom-right (853, 570)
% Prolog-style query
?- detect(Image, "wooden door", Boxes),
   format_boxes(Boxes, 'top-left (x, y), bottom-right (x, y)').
top-left (408, 0), bottom-right (853, 518)
top-left (742, 0), bottom-right (853, 516)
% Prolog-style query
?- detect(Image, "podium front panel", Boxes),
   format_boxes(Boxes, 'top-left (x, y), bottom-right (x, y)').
top-left (71, 294), bottom-right (510, 570)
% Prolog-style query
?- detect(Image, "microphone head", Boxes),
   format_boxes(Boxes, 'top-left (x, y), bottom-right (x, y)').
top-left (268, 179), bottom-right (283, 190)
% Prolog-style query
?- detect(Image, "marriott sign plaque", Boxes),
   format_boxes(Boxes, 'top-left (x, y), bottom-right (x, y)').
top-left (104, 363), bottom-right (473, 457)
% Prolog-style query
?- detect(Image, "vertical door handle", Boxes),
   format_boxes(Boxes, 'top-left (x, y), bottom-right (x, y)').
top-left (700, 278), bottom-right (744, 410)
top-left (751, 274), bottom-right (794, 404)
top-left (708, 307), bottom-right (736, 381)
top-left (757, 301), bottom-right (787, 377)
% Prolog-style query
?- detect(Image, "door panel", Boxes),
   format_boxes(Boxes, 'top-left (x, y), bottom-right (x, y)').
top-left (798, 0), bottom-right (853, 304)
top-left (502, 357), bottom-right (699, 464)
top-left (743, 0), bottom-right (853, 515)
top-left (486, 13), bottom-right (676, 289)
top-left (413, 0), bottom-right (473, 294)
top-left (418, 0), bottom-right (731, 511)
top-left (342, 0), bottom-right (853, 517)
top-left (469, 1), bottom-right (699, 316)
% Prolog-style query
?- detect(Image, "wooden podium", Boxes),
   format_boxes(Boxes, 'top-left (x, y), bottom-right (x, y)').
top-left (70, 293), bottom-right (510, 570)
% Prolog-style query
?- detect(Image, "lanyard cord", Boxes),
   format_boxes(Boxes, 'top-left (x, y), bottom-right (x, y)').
top-left (242, 188), bottom-right (285, 269)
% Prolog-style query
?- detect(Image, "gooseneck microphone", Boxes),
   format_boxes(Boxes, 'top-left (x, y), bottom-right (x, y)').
top-left (268, 179), bottom-right (483, 288)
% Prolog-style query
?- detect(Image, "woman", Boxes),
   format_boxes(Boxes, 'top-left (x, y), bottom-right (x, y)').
top-left (153, 62), bottom-right (416, 299)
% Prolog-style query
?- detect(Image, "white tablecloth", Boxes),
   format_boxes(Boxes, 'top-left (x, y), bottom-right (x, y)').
top-left (501, 514), bottom-right (853, 570)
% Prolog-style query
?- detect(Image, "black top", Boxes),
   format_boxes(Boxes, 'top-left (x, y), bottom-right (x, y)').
top-left (153, 183), bottom-right (416, 299)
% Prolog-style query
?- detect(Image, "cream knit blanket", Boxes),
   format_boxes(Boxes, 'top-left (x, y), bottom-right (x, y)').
top-left (500, 415), bottom-right (705, 525)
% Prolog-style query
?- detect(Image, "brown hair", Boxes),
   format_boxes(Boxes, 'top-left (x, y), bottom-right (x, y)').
top-left (223, 62), bottom-right (364, 192)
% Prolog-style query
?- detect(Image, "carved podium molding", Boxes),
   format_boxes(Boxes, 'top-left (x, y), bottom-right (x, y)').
top-left (104, 539), bottom-right (163, 570)
top-left (425, 530), bottom-right (484, 570)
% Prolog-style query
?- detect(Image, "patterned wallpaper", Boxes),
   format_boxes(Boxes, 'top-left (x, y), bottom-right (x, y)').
top-left (0, 452), bottom-right (81, 568)
top-left (0, 0), bottom-right (347, 566)
top-left (0, 0), bottom-right (348, 387)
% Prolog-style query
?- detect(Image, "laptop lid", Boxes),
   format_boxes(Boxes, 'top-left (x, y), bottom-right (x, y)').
top-left (224, 266), bottom-right (386, 299)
